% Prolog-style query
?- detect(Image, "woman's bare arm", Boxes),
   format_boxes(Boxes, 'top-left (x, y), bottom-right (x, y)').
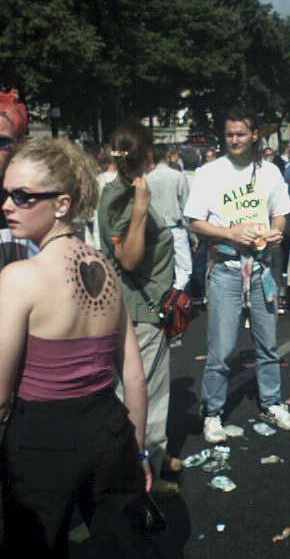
top-left (114, 176), bottom-right (151, 271)
top-left (0, 262), bottom-right (32, 424)
top-left (115, 298), bottom-right (151, 490)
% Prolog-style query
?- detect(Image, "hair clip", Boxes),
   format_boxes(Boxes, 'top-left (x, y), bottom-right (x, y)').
top-left (110, 150), bottom-right (128, 157)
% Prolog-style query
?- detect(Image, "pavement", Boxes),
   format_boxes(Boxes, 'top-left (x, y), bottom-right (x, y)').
top-left (69, 305), bottom-right (290, 559)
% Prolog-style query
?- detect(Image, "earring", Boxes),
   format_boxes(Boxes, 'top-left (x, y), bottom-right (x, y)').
top-left (54, 212), bottom-right (62, 218)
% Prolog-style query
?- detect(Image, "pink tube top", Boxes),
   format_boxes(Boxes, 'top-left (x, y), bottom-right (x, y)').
top-left (18, 333), bottom-right (118, 401)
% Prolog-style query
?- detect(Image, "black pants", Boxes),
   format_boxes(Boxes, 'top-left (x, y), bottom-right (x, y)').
top-left (271, 236), bottom-right (290, 287)
top-left (2, 389), bottom-right (154, 558)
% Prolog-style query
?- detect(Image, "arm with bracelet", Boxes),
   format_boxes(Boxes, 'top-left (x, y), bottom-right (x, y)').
top-left (115, 297), bottom-right (152, 492)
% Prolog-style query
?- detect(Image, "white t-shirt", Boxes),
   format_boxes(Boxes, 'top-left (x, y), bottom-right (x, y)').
top-left (184, 156), bottom-right (290, 230)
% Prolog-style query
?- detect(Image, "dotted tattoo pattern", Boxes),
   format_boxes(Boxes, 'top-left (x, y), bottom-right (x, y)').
top-left (65, 246), bottom-right (118, 316)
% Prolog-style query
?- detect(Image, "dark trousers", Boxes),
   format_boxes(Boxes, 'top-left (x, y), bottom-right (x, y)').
top-left (2, 389), bottom-right (153, 558)
top-left (191, 239), bottom-right (208, 298)
top-left (271, 238), bottom-right (289, 287)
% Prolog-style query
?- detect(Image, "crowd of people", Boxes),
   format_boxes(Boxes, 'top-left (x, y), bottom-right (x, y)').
top-left (1, 90), bottom-right (290, 556)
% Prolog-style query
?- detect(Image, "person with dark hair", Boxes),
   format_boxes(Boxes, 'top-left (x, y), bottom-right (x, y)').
top-left (184, 104), bottom-right (290, 443)
top-left (98, 119), bottom-right (181, 492)
top-left (0, 136), bottom-right (152, 557)
top-left (167, 146), bottom-right (183, 171)
top-left (262, 146), bottom-right (274, 163)
top-left (271, 141), bottom-right (290, 311)
top-left (0, 90), bottom-right (36, 268)
top-left (203, 148), bottom-right (218, 164)
top-left (273, 140), bottom-right (290, 175)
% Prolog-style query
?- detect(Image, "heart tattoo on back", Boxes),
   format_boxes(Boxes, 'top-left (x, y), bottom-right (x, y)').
top-left (65, 246), bottom-right (118, 316)
top-left (80, 261), bottom-right (106, 298)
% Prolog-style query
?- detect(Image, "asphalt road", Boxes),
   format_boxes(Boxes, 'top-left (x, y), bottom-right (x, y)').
top-left (69, 305), bottom-right (290, 559)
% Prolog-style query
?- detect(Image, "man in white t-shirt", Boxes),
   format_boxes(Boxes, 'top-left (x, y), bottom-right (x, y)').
top-left (184, 104), bottom-right (290, 443)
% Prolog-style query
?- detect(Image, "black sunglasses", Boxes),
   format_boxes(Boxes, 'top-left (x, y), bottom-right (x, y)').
top-left (0, 188), bottom-right (65, 209)
top-left (0, 136), bottom-right (14, 150)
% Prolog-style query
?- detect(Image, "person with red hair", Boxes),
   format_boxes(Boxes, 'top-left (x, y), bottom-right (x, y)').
top-left (0, 90), bottom-right (29, 185)
top-left (0, 89), bottom-right (35, 267)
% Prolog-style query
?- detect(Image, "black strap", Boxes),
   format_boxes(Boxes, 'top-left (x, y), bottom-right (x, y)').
top-left (105, 231), bottom-right (157, 313)
top-left (127, 272), bottom-right (157, 313)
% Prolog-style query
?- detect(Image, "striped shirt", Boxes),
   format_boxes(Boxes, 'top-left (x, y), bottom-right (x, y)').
top-left (0, 227), bottom-right (38, 271)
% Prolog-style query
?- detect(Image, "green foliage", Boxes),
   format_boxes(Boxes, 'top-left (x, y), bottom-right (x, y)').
top-left (0, 0), bottom-right (290, 139)
top-left (0, 0), bottom-right (103, 90)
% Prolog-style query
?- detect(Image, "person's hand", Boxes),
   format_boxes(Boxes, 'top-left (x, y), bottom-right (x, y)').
top-left (188, 231), bottom-right (199, 251)
top-left (228, 222), bottom-right (261, 247)
top-left (264, 228), bottom-right (284, 245)
top-left (133, 176), bottom-right (151, 216)
top-left (142, 462), bottom-right (152, 492)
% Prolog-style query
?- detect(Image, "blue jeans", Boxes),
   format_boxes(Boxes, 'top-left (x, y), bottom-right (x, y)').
top-left (202, 262), bottom-right (281, 413)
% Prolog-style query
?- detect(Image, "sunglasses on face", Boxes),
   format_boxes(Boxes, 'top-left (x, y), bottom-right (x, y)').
top-left (0, 136), bottom-right (14, 150)
top-left (0, 188), bottom-right (64, 209)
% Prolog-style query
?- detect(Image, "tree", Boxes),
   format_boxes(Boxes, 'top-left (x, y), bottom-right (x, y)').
top-left (100, 0), bottom-right (249, 125)
top-left (1, 0), bottom-right (290, 141)
top-left (0, 0), bottom-right (105, 136)
top-left (214, 0), bottom-right (290, 139)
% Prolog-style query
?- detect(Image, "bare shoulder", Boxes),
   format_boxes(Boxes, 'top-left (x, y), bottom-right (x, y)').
top-left (64, 242), bottom-right (122, 301)
top-left (96, 249), bottom-right (119, 279)
top-left (0, 257), bottom-right (40, 294)
top-left (90, 249), bottom-right (122, 296)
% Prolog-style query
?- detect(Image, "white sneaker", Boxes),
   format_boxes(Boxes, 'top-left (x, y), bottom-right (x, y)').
top-left (261, 404), bottom-right (290, 431)
top-left (203, 415), bottom-right (227, 443)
